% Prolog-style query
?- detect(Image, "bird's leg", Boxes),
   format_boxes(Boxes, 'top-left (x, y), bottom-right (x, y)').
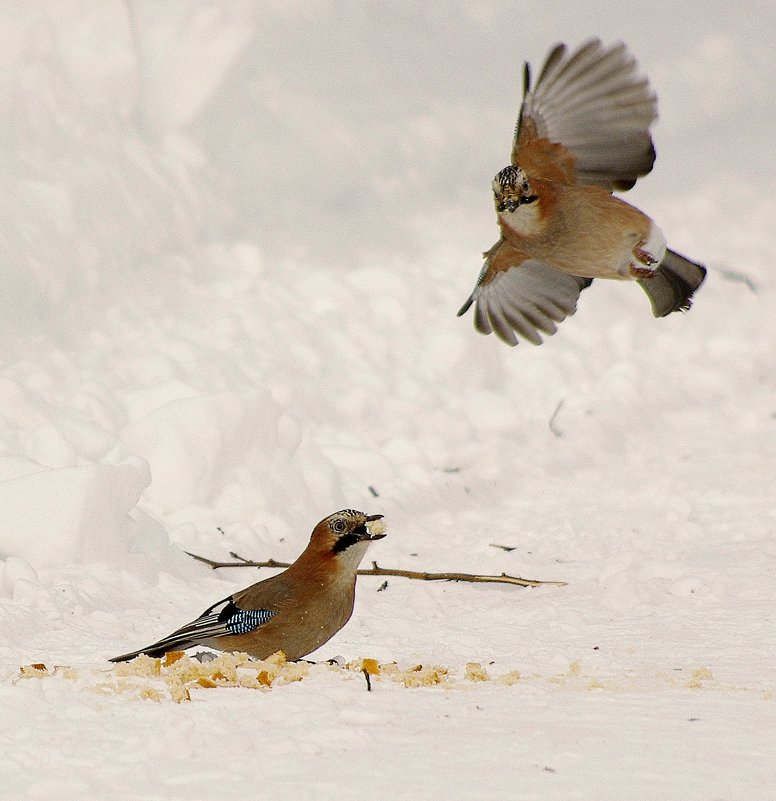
top-left (629, 240), bottom-right (660, 278)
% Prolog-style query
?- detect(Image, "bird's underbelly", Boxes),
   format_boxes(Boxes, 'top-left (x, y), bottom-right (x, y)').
top-left (498, 197), bottom-right (659, 280)
top-left (532, 231), bottom-right (644, 280)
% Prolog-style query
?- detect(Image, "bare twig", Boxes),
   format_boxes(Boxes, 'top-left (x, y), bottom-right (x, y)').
top-left (185, 552), bottom-right (289, 570)
top-left (184, 550), bottom-right (566, 588)
top-left (359, 562), bottom-right (566, 587)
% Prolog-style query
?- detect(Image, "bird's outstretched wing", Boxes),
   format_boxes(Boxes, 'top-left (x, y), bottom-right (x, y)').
top-left (513, 39), bottom-right (657, 190)
top-left (109, 597), bottom-right (278, 662)
top-left (457, 240), bottom-right (592, 346)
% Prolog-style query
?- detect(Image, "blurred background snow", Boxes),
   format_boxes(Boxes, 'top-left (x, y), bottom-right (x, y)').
top-left (0, 0), bottom-right (774, 610)
top-left (0, 0), bottom-right (773, 624)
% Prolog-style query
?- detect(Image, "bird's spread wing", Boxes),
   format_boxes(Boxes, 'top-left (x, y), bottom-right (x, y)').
top-left (109, 597), bottom-right (278, 662)
top-left (458, 240), bottom-right (592, 346)
top-left (513, 39), bottom-right (657, 191)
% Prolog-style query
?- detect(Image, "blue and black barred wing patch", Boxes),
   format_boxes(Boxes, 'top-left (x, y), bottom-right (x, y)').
top-left (213, 598), bottom-right (276, 635)
top-left (109, 596), bottom-right (278, 662)
top-left (224, 607), bottom-right (276, 635)
top-left (154, 598), bottom-right (276, 646)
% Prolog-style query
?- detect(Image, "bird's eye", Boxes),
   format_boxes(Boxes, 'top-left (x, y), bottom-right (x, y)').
top-left (332, 519), bottom-right (347, 533)
top-left (521, 180), bottom-right (531, 193)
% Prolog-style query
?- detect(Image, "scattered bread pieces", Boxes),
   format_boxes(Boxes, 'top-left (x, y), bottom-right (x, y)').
top-left (19, 654), bottom-right (516, 700)
top-left (18, 657), bottom-right (752, 702)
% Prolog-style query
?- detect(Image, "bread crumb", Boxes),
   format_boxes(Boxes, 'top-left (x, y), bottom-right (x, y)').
top-left (464, 662), bottom-right (489, 682)
top-left (165, 675), bottom-right (191, 703)
top-left (138, 686), bottom-right (163, 702)
top-left (114, 654), bottom-right (160, 678)
top-left (19, 663), bottom-right (49, 677)
top-left (400, 665), bottom-right (450, 688)
top-left (496, 670), bottom-right (521, 686)
top-left (686, 667), bottom-right (714, 689)
top-left (162, 651), bottom-right (186, 667)
top-left (349, 658), bottom-right (381, 676)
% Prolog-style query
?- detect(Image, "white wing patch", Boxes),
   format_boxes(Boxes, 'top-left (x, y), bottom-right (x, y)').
top-left (642, 221), bottom-right (667, 267)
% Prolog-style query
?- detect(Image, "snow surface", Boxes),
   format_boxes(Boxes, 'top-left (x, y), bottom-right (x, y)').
top-left (1, 2), bottom-right (775, 799)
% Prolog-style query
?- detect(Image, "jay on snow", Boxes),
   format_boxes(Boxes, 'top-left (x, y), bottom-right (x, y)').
top-left (111, 509), bottom-right (386, 663)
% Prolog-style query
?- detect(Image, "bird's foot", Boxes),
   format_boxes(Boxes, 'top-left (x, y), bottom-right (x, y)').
top-left (629, 263), bottom-right (659, 279)
top-left (630, 242), bottom-right (660, 278)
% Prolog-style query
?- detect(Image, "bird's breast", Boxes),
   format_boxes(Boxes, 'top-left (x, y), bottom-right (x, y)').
top-left (498, 186), bottom-right (653, 279)
top-left (497, 197), bottom-right (546, 239)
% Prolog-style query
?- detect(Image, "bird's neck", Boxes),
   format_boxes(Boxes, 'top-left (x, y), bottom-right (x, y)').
top-left (497, 180), bottom-right (552, 240)
top-left (292, 539), bottom-right (370, 582)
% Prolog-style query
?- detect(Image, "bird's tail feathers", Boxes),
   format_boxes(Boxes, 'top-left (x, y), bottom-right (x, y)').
top-left (109, 631), bottom-right (203, 663)
top-left (637, 249), bottom-right (706, 317)
top-left (109, 612), bottom-right (230, 662)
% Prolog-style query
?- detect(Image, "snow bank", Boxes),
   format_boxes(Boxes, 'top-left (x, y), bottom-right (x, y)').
top-left (0, 457), bottom-right (151, 568)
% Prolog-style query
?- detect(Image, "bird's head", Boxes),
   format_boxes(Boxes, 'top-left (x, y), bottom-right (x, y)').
top-left (492, 165), bottom-right (538, 213)
top-left (309, 509), bottom-right (386, 564)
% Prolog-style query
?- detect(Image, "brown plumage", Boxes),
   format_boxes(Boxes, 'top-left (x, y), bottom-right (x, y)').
top-left (110, 510), bottom-right (386, 663)
top-left (458, 38), bottom-right (706, 347)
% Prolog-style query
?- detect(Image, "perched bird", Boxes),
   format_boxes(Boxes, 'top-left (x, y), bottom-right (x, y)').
top-left (111, 509), bottom-right (386, 663)
top-left (458, 38), bottom-right (706, 346)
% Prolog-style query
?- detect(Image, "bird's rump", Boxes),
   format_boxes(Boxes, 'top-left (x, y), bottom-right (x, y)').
top-left (637, 249), bottom-right (707, 317)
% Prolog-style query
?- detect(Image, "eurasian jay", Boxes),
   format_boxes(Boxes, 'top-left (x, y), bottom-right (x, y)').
top-left (458, 38), bottom-right (706, 346)
top-left (111, 509), bottom-right (386, 662)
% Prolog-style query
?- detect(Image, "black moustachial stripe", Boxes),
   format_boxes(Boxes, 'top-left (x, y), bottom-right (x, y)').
top-left (331, 527), bottom-right (366, 554)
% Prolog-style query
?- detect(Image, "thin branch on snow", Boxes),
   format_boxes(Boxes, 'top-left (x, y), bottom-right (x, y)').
top-left (184, 550), bottom-right (567, 588)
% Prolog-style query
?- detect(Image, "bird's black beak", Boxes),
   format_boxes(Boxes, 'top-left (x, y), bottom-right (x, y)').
top-left (498, 196), bottom-right (520, 213)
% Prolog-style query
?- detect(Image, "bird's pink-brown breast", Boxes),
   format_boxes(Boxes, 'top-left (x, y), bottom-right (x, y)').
top-left (497, 180), bottom-right (653, 280)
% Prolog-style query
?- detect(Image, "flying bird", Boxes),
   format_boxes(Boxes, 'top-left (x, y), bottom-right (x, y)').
top-left (458, 38), bottom-right (706, 346)
top-left (111, 509), bottom-right (386, 663)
